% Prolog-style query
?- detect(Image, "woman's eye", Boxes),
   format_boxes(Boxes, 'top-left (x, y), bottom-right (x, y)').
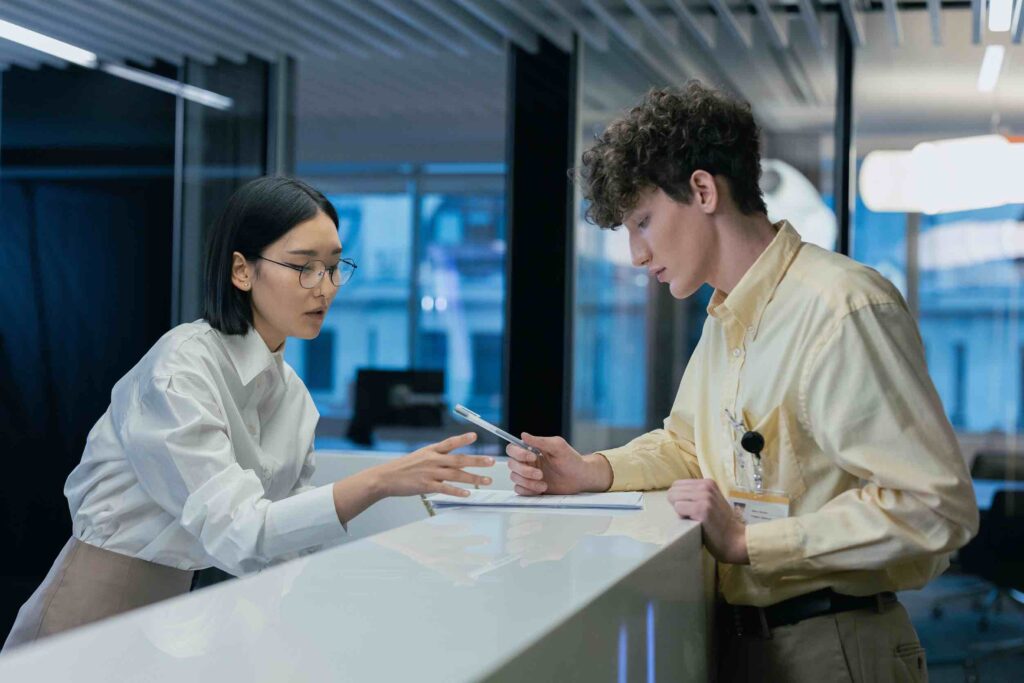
top-left (639, 217), bottom-right (650, 229)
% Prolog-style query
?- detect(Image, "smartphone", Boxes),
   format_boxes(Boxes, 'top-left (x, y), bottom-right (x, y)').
top-left (453, 404), bottom-right (542, 456)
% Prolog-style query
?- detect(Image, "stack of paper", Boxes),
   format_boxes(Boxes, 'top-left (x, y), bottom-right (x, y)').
top-left (427, 490), bottom-right (644, 510)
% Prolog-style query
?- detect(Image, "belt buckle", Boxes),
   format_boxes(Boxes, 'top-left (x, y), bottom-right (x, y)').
top-left (873, 592), bottom-right (897, 613)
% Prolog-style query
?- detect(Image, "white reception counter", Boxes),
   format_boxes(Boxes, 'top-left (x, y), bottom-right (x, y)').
top-left (0, 455), bottom-right (708, 682)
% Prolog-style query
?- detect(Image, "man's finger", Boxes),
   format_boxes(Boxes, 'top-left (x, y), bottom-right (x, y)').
top-left (506, 443), bottom-right (537, 463)
top-left (667, 486), bottom-right (708, 504)
top-left (508, 460), bottom-right (543, 480)
top-left (510, 471), bottom-right (547, 493)
top-left (520, 432), bottom-right (565, 453)
top-left (433, 432), bottom-right (478, 453)
top-left (673, 500), bottom-right (702, 520)
top-left (514, 484), bottom-right (540, 497)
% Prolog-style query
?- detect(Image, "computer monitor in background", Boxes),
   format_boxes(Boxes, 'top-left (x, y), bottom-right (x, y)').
top-left (346, 369), bottom-right (446, 446)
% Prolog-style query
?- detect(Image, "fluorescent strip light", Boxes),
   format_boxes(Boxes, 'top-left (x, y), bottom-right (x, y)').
top-left (0, 18), bottom-right (231, 110)
top-left (0, 18), bottom-right (97, 67)
top-left (100, 63), bottom-right (234, 111)
top-left (978, 45), bottom-right (1005, 92)
top-left (989, 0), bottom-right (1013, 31)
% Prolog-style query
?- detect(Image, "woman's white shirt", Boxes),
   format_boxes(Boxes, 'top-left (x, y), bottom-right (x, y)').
top-left (65, 320), bottom-right (346, 576)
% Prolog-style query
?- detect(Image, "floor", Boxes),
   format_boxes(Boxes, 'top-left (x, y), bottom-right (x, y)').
top-left (902, 572), bottom-right (1024, 682)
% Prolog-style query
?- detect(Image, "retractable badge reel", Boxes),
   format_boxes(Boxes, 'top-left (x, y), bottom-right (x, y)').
top-left (724, 409), bottom-right (790, 525)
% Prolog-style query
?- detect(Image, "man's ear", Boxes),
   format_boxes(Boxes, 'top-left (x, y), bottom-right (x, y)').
top-left (231, 251), bottom-right (253, 292)
top-left (690, 170), bottom-right (718, 214)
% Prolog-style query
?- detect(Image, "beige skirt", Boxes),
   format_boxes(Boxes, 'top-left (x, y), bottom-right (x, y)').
top-left (2, 538), bottom-right (194, 653)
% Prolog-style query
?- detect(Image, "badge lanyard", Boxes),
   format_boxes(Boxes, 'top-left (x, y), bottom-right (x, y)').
top-left (724, 408), bottom-right (765, 493)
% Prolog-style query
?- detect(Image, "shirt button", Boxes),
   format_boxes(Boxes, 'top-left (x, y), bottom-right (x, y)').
top-left (747, 326), bottom-right (754, 334)
top-left (732, 348), bottom-right (742, 358)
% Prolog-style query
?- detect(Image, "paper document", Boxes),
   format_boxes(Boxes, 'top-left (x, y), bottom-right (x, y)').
top-left (427, 490), bottom-right (644, 510)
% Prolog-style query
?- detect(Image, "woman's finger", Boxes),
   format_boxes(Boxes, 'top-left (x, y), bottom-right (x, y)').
top-left (438, 468), bottom-right (492, 487)
top-left (432, 432), bottom-right (478, 454)
top-left (432, 483), bottom-right (472, 497)
top-left (438, 453), bottom-right (496, 469)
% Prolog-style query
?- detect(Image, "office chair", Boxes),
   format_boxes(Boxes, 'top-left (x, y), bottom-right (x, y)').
top-left (960, 490), bottom-right (1024, 681)
top-left (930, 452), bottom-right (1024, 624)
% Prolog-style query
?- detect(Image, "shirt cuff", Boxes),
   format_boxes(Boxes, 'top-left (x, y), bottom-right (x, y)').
top-left (263, 484), bottom-right (347, 559)
top-left (745, 517), bottom-right (802, 578)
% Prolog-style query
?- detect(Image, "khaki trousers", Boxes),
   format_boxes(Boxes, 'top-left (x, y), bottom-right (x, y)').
top-left (2, 538), bottom-right (194, 653)
top-left (717, 601), bottom-right (928, 682)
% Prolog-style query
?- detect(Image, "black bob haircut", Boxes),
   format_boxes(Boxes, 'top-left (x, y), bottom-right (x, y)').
top-left (203, 176), bottom-right (339, 335)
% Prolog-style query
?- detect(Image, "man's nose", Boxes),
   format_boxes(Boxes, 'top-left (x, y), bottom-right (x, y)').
top-left (629, 232), bottom-right (650, 268)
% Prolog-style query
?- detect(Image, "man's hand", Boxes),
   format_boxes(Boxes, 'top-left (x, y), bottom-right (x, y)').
top-left (505, 433), bottom-right (613, 496)
top-left (667, 478), bottom-right (749, 565)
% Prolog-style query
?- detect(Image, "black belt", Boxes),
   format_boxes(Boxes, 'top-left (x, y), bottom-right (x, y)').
top-left (720, 588), bottom-right (898, 639)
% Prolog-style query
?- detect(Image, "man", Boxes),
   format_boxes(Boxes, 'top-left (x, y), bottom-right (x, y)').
top-left (505, 82), bottom-right (977, 682)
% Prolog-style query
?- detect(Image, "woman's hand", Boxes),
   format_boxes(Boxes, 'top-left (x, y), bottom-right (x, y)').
top-left (372, 432), bottom-right (496, 498)
top-left (333, 433), bottom-right (495, 526)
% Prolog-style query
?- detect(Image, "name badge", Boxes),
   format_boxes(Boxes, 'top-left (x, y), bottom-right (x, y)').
top-left (727, 488), bottom-right (790, 525)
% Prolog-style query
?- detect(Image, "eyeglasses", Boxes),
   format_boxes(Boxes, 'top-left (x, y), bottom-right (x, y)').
top-left (256, 256), bottom-right (358, 289)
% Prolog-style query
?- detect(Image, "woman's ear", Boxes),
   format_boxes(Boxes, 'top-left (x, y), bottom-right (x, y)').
top-left (690, 170), bottom-right (718, 214)
top-left (230, 252), bottom-right (253, 292)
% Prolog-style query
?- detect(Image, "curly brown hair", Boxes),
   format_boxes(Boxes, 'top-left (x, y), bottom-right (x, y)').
top-left (577, 81), bottom-right (767, 228)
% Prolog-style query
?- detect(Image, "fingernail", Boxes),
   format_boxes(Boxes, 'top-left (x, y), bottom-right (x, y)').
top-left (483, 477), bottom-right (492, 484)
top-left (461, 489), bottom-right (470, 496)
top-left (486, 457), bottom-right (494, 464)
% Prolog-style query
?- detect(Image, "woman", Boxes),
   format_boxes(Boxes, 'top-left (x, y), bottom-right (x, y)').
top-left (3, 177), bottom-right (493, 651)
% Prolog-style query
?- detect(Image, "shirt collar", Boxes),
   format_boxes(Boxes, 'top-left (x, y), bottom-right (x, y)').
top-left (219, 326), bottom-right (284, 387)
top-left (706, 220), bottom-right (803, 334)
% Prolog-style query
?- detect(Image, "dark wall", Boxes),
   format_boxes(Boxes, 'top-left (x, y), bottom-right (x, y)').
top-left (0, 64), bottom-right (175, 639)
